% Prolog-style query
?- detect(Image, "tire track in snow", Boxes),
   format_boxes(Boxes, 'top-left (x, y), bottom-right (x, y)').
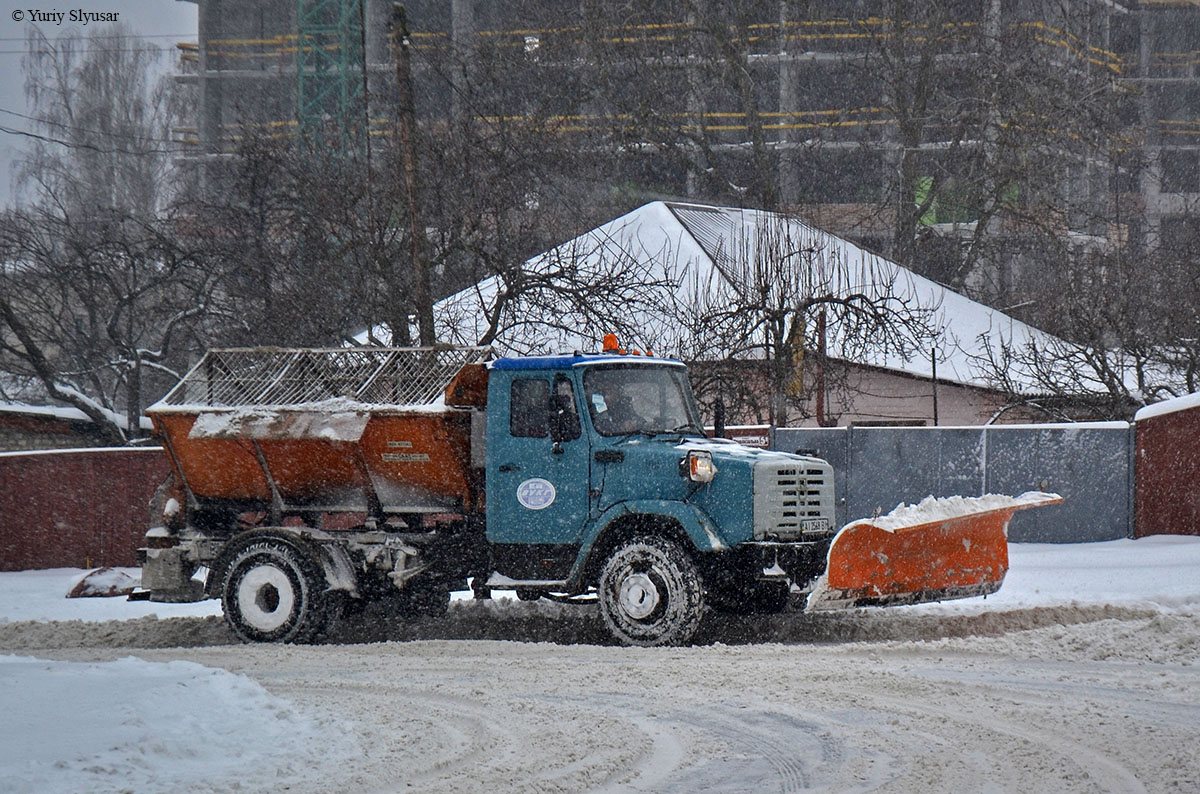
top-left (15, 606), bottom-right (1196, 793)
top-left (861, 685), bottom-right (1150, 793)
top-left (545, 692), bottom-right (895, 794)
top-left (271, 677), bottom-right (650, 793)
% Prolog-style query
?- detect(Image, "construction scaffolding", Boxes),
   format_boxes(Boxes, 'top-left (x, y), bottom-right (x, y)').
top-left (296, 0), bottom-right (366, 153)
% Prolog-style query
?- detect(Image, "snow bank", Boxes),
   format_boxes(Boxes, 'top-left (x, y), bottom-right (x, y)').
top-left (64, 567), bottom-right (137, 598)
top-left (923, 535), bottom-right (1200, 614)
top-left (0, 569), bottom-right (220, 624)
top-left (897, 609), bottom-right (1200, 666)
top-left (0, 654), bottom-right (361, 794)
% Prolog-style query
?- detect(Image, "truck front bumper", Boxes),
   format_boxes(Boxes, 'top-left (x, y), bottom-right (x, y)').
top-left (744, 539), bottom-right (834, 589)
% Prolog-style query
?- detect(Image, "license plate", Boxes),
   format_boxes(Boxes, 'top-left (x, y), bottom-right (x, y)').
top-left (801, 518), bottom-right (831, 534)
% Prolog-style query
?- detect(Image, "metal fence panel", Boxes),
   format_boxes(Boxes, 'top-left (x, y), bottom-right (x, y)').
top-left (848, 428), bottom-right (984, 519)
top-left (156, 347), bottom-right (491, 408)
top-left (774, 424), bottom-right (1132, 543)
top-left (984, 424), bottom-right (1133, 543)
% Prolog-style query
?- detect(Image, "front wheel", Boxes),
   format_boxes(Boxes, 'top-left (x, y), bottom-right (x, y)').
top-left (221, 536), bottom-right (331, 643)
top-left (598, 535), bottom-right (705, 647)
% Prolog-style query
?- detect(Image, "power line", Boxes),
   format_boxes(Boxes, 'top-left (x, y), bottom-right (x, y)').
top-left (0, 107), bottom-right (187, 152)
top-left (0, 30), bottom-right (197, 55)
top-left (0, 123), bottom-right (190, 155)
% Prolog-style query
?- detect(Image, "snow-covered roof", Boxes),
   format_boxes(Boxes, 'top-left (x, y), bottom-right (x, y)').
top-left (0, 401), bottom-right (152, 432)
top-left (1134, 391), bottom-right (1200, 423)
top-left (0, 401), bottom-right (93, 423)
top-left (432, 201), bottom-right (1087, 394)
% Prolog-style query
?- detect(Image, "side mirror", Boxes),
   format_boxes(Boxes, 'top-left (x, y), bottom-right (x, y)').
top-left (549, 393), bottom-right (580, 443)
top-left (713, 396), bottom-right (726, 439)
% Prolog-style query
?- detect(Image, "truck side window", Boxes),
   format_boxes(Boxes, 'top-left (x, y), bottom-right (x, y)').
top-left (551, 375), bottom-right (581, 441)
top-left (510, 378), bottom-right (550, 438)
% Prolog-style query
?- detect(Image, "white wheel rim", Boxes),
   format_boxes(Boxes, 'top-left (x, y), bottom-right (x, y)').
top-left (618, 572), bottom-right (660, 620)
top-left (237, 564), bottom-right (296, 632)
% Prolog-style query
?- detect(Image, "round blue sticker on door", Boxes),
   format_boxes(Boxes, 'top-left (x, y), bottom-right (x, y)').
top-left (516, 478), bottom-right (556, 510)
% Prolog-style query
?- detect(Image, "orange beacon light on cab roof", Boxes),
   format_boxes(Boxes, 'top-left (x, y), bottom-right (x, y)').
top-left (600, 333), bottom-right (652, 357)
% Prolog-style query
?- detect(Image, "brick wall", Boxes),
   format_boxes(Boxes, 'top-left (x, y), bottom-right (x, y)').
top-left (0, 447), bottom-right (169, 571)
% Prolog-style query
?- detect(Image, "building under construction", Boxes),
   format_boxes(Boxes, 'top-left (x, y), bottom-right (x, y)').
top-left (173, 0), bottom-right (1200, 285)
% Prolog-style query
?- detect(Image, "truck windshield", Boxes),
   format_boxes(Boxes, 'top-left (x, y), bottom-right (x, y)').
top-left (583, 365), bottom-right (705, 437)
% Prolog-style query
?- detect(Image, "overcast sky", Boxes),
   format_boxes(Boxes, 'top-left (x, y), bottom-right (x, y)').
top-left (0, 0), bottom-right (198, 206)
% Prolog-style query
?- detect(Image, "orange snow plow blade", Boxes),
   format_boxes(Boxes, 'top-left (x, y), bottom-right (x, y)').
top-left (806, 492), bottom-right (1063, 611)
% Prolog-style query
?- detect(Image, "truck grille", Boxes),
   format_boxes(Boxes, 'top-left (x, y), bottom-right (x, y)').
top-left (752, 458), bottom-right (836, 540)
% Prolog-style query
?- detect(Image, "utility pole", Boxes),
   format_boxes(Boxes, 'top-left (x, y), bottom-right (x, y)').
top-left (392, 3), bottom-right (435, 346)
top-left (931, 348), bottom-right (939, 426)
top-left (816, 310), bottom-right (831, 427)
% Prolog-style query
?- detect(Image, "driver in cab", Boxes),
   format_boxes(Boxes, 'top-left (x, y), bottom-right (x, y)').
top-left (590, 384), bottom-right (648, 435)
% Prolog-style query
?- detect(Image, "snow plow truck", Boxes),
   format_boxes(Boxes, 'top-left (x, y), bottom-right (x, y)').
top-left (139, 340), bottom-right (1059, 647)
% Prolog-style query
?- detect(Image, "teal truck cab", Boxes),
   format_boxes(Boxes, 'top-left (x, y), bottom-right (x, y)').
top-left (482, 350), bottom-right (836, 645)
top-left (142, 344), bottom-right (838, 647)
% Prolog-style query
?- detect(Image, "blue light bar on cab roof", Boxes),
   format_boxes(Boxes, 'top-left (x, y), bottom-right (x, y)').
top-left (489, 352), bottom-right (682, 370)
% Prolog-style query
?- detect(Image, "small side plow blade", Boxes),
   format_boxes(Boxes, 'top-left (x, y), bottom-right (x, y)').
top-left (806, 492), bottom-right (1062, 611)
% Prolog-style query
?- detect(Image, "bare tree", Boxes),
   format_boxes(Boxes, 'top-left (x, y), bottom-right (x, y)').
top-left (576, 0), bottom-right (787, 211)
top-left (0, 26), bottom-right (212, 442)
top-left (973, 201), bottom-right (1200, 420)
top-left (674, 211), bottom-right (941, 425)
top-left (187, 126), bottom-right (390, 348)
top-left (1150, 234), bottom-right (1200, 397)
top-left (433, 232), bottom-right (682, 355)
top-left (362, 0), bottom-right (633, 345)
top-left (0, 208), bottom-right (220, 441)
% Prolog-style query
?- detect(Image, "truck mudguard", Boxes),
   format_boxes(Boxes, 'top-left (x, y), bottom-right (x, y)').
top-left (568, 499), bottom-right (728, 588)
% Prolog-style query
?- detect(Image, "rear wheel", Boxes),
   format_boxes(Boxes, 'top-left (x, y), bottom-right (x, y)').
top-left (598, 535), bottom-right (704, 647)
top-left (221, 536), bottom-right (331, 643)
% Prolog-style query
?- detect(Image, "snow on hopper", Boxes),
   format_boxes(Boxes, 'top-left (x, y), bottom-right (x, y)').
top-left (806, 492), bottom-right (1063, 611)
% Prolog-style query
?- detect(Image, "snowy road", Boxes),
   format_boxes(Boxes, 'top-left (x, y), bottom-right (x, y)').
top-left (2, 538), bottom-right (1199, 793)
top-left (135, 621), bottom-right (1197, 794)
top-left (4, 603), bottom-right (1197, 793)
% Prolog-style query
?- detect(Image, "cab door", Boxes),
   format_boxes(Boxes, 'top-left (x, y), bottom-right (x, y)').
top-left (486, 371), bottom-right (591, 553)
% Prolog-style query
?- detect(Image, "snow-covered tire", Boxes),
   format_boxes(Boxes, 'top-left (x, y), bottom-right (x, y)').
top-left (598, 535), bottom-right (705, 647)
top-left (220, 536), bottom-right (331, 643)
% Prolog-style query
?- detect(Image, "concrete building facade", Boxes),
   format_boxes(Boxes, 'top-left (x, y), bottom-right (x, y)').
top-left (174, 0), bottom-right (1200, 262)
